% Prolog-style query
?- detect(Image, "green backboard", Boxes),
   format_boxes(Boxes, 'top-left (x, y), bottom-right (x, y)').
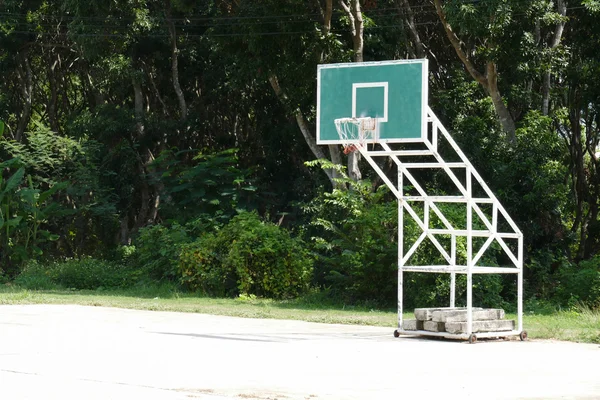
top-left (317, 59), bottom-right (428, 144)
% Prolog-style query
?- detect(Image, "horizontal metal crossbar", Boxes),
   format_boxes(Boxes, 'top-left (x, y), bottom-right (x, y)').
top-left (402, 196), bottom-right (494, 203)
top-left (396, 162), bottom-right (468, 168)
top-left (396, 330), bottom-right (522, 340)
top-left (426, 229), bottom-right (521, 238)
top-left (364, 150), bottom-right (433, 156)
top-left (401, 265), bottom-right (520, 274)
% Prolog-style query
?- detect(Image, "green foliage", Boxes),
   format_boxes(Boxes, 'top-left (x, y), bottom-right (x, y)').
top-left (1, 125), bottom-right (119, 259)
top-left (50, 258), bottom-right (134, 290)
top-left (0, 158), bottom-right (67, 276)
top-left (1, 0), bottom-right (600, 311)
top-left (133, 223), bottom-right (192, 281)
top-left (303, 172), bottom-right (399, 307)
top-left (13, 260), bottom-right (58, 290)
top-left (583, 0), bottom-right (600, 12)
top-left (179, 233), bottom-right (235, 297)
top-left (556, 257), bottom-right (600, 309)
top-left (14, 257), bottom-right (135, 290)
top-left (500, 112), bottom-right (568, 248)
top-left (154, 148), bottom-right (257, 224)
top-left (178, 212), bottom-right (313, 299)
top-left (303, 162), bottom-right (511, 309)
top-left (1, 123), bottom-right (80, 185)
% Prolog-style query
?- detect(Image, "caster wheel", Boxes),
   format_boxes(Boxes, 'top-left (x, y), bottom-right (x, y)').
top-left (393, 330), bottom-right (400, 338)
top-left (520, 331), bottom-right (528, 341)
top-left (468, 334), bottom-right (477, 344)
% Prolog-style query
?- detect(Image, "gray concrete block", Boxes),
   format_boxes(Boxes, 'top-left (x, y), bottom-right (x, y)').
top-left (423, 320), bottom-right (446, 332)
top-left (432, 308), bottom-right (505, 323)
top-left (414, 307), bottom-right (482, 321)
top-left (414, 308), bottom-right (453, 321)
top-left (445, 319), bottom-right (515, 334)
top-left (401, 319), bottom-right (424, 331)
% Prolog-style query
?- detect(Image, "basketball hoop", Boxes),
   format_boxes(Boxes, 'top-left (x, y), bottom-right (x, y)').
top-left (334, 117), bottom-right (378, 153)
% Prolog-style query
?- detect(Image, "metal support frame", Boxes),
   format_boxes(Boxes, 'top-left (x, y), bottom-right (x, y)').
top-left (357, 107), bottom-right (524, 341)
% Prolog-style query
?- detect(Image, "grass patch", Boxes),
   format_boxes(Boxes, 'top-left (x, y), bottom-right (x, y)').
top-left (0, 285), bottom-right (598, 343)
top-left (0, 285), bottom-right (398, 326)
top-left (519, 306), bottom-right (600, 343)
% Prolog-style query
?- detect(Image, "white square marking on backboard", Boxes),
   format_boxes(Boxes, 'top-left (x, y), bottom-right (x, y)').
top-left (352, 82), bottom-right (389, 123)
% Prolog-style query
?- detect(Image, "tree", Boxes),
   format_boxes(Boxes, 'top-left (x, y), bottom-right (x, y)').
top-left (433, 0), bottom-right (516, 141)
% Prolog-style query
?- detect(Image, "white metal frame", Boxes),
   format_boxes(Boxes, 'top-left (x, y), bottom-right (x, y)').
top-left (355, 107), bottom-right (524, 341)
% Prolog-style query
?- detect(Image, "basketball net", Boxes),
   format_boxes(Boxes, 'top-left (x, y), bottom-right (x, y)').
top-left (334, 117), bottom-right (378, 154)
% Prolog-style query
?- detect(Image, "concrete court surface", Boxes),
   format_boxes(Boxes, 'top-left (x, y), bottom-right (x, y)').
top-left (0, 305), bottom-right (599, 400)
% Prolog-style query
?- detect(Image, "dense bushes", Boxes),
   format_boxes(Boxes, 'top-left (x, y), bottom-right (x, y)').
top-left (132, 223), bottom-right (192, 281)
top-left (304, 179), bottom-right (399, 307)
top-left (303, 174), bottom-right (512, 309)
top-left (556, 257), bottom-right (600, 309)
top-left (15, 258), bottom-right (135, 290)
top-left (6, 148), bottom-right (598, 310)
top-left (179, 212), bottom-right (313, 299)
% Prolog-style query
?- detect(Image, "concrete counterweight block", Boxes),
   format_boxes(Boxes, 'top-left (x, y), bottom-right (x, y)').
top-left (414, 307), bottom-right (483, 321)
top-left (445, 319), bottom-right (515, 334)
top-left (414, 308), bottom-right (448, 321)
top-left (401, 319), bottom-right (424, 331)
top-left (423, 321), bottom-right (446, 332)
top-left (431, 308), bottom-right (505, 323)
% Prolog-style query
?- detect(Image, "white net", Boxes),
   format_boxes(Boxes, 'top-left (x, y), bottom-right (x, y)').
top-left (334, 117), bottom-right (378, 153)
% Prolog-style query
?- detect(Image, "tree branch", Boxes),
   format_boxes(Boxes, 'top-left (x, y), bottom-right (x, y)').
top-left (542, 0), bottom-right (567, 115)
top-left (269, 74), bottom-right (344, 188)
top-left (396, 0), bottom-right (425, 58)
top-left (434, 0), bottom-right (487, 87)
top-left (165, 1), bottom-right (187, 122)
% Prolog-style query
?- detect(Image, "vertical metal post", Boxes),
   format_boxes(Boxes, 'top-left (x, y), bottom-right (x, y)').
top-left (398, 168), bottom-right (404, 330)
top-left (518, 236), bottom-right (523, 333)
top-left (450, 272), bottom-right (456, 308)
top-left (450, 234), bottom-right (456, 308)
top-left (466, 168), bottom-right (473, 336)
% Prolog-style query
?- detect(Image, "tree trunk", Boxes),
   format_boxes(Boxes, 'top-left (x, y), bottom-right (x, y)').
top-left (318, 0), bottom-right (334, 63)
top-left (339, 0), bottom-right (365, 181)
top-left (133, 76), bottom-right (144, 138)
top-left (47, 55), bottom-right (60, 133)
top-left (567, 107), bottom-right (589, 261)
top-left (434, 0), bottom-right (516, 142)
top-left (16, 52), bottom-right (33, 142)
top-left (340, 0), bottom-right (364, 63)
top-left (119, 216), bottom-right (130, 245)
top-left (486, 62), bottom-right (516, 143)
top-left (396, 0), bottom-right (425, 59)
top-left (347, 151), bottom-right (362, 181)
top-left (167, 17), bottom-right (187, 121)
top-left (131, 72), bottom-right (153, 233)
top-left (324, 0), bottom-right (333, 34)
top-left (269, 74), bottom-right (343, 188)
top-left (541, 0), bottom-right (567, 116)
top-left (147, 66), bottom-right (169, 117)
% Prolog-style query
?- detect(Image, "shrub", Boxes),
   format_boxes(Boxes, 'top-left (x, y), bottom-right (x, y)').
top-left (50, 258), bottom-right (134, 290)
top-left (178, 212), bottom-right (313, 299)
top-left (14, 258), bottom-right (135, 290)
top-left (303, 169), bottom-right (509, 309)
top-left (557, 256), bottom-right (600, 309)
top-left (13, 260), bottom-right (58, 290)
top-left (179, 233), bottom-right (237, 296)
top-left (304, 176), bottom-right (401, 307)
top-left (133, 223), bottom-right (191, 281)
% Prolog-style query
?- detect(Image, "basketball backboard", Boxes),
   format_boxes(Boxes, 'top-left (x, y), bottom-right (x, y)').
top-left (316, 59), bottom-right (428, 145)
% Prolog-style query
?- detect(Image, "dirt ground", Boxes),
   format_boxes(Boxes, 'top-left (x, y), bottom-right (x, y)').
top-left (1, 304), bottom-right (598, 400)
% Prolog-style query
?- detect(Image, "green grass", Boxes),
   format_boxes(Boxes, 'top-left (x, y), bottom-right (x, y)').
top-left (0, 285), bottom-right (598, 343)
top-left (520, 307), bottom-right (600, 343)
